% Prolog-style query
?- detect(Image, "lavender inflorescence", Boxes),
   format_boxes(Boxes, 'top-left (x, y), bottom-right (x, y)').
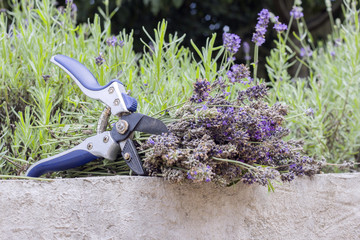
top-left (190, 78), bottom-right (211, 103)
top-left (106, 36), bottom-right (124, 47)
top-left (290, 6), bottom-right (304, 19)
top-left (140, 78), bottom-right (321, 187)
top-left (273, 16), bottom-right (288, 33)
top-left (95, 52), bottom-right (105, 66)
top-left (252, 9), bottom-right (270, 46)
top-left (226, 64), bottom-right (251, 85)
top-left (223, 33), bottom-right (241, 54)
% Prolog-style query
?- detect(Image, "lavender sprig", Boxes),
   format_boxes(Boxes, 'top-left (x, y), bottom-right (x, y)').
top-left (141, 81), bottom-right (321, 187)
top-left (252, 9), bottom-right (270, 47)
top-left (223, 33), bottom-right (241, 54)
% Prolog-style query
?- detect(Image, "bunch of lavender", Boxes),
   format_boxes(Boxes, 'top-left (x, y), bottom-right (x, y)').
top-left (140, 78), bottom-right (320, 188)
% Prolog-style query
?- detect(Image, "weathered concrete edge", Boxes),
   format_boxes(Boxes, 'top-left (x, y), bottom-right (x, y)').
top-left (1, 173), bottom-right (360, 240)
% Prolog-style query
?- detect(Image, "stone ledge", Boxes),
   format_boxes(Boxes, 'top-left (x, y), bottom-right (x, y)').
top-left (1, 173), bottom-right (360, 240)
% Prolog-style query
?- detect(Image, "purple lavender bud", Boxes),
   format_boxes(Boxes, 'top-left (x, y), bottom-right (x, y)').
top-left (290, 6), bottom-right (304, 19)
top-left (106, 36), bottom-right (124, 47)
top-left (95, 53), bottom-right (105, 66)
top-left (42, 75), bottom-right (51, 81)
top-left (252, 9), bottom-right (270, 46)
top-left (71, 3), bottom-right (77, 12)
top-left (273, 17), bottom-right (288, 33)
top-left (223, 33), bottom-right (241, 54)
top-left (106, 36), bottom-right (117, 46)
top-left (300, 47), bottom-right (313, 58)
top-left (243, 42), bottom-right (250, 54)
top-left (305, 108), bottom-right (314, 117)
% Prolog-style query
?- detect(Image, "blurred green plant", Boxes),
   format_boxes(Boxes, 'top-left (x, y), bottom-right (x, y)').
top-left (266, 0), bottom-right (359, 171)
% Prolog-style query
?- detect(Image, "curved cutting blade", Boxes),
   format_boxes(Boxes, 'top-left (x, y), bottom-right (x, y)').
top-left (134, 114), bottom-right (168, 135)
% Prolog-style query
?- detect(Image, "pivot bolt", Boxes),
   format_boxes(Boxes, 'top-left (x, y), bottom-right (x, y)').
top-left (87, 143), bottom-right (93, 150)
top-left (124, 153), bottom-right (130, 160)
top-left (103, 135), bottom-right (109, 143)
top-left (116, 120), bottom-right (129, 134)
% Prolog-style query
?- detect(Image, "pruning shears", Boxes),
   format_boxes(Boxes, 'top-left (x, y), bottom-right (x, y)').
top-left (26, 55), bottom-right (168, 177)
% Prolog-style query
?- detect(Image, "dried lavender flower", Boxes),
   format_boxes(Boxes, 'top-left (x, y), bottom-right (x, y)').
top-left (140, 80), bottom-right (321, 188)
top-left (226, 64), bottom-right (251, 85)
top-left (190, 78), bottom-right (211, 103)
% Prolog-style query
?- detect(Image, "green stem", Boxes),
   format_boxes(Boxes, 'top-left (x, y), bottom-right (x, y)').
top-left (151, 100), bottom-right (188, 117)
top-left (253, 44), bottom-right (259, 84)
top-left (212, 157), bottom-right (256, 169)
top-left (283, 16), bottom-right (293, 46)
top-left (0, 175), bottom-right (53, 181)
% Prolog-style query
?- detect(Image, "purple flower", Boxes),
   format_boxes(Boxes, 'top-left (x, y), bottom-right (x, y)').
top-left (190, 78), bottom-right (211, 103)
top-left (300, 47), bottom-right (313, 58)
top-left (42, 75), bottom-right (51, 81)
top-left (305, 108), bottom-right (314, 117)
top-left (106, 36), bottom-right (124, 47)
top-left (106, 36), bottom-right (117, 46)
top-left (95, 53), bottom-right (105, 66)
top-left (223, 33), bottom-right (241, 54)
top-left (252, 9), bottom-right (270, 46)
top-left (273, 16), bottom-right (287, 33)
top-left (243, 42), bottom-right (250, 54)
top-left (243, 42), bottom-right (251, 61)
top-left (238, 83), bottom-right (268, 102)
top-left (226, 64), bottom-right (251, 85)
top-left (290, 6), bottom-right (304, 19)
top-left (71, 3), bottom-right (77, 12)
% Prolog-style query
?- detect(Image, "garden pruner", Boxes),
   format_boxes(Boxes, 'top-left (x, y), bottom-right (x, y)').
top-left (26, 54), bottom-right (168, 177)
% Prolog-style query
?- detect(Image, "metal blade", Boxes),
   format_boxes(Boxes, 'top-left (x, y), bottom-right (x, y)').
top-left (110, 113), bottom-right (168, 142)
top-left (135, 115), bottom-right (168, 135)
top-left (120, 113), bottom-right (168, 135)
top-left (120, 139), bottom-right (145, 175)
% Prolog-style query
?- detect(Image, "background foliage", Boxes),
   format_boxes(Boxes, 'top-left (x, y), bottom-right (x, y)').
top-left (0, 0), bottom-right (359, 178)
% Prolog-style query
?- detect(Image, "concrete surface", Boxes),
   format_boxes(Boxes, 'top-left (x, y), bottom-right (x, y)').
top-left (0, 173), bottom-right (360, 240)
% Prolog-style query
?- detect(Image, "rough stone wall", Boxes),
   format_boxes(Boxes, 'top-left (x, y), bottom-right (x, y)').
top-left (1, 173), bottom-right (360, 240)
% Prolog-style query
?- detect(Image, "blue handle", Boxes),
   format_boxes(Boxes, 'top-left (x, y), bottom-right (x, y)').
top-left (26, 150), bottom-right (98, 177)
top-left (53, 54), bottom-right (103, 90)
top-left (122, 93), bottom-right (137, 112)
top-left (52, 54), bottom-right (122, 91)
top-left (51, 54), bottom-right (138, 113)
